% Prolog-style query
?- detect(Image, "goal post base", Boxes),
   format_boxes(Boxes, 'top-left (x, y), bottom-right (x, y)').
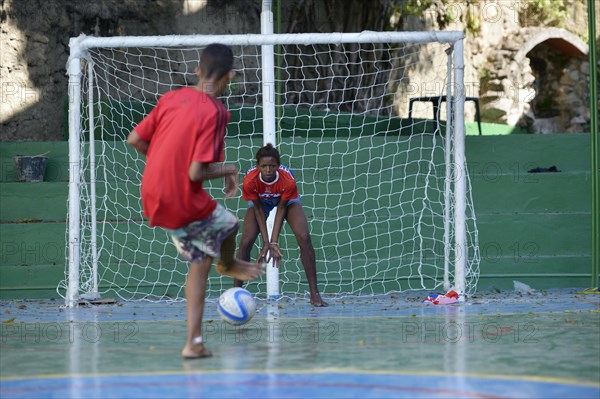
top-left (77, 297), bottom-right (118, 306)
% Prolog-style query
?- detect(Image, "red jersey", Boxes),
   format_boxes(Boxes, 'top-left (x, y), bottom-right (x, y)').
top-left (134, 87), bottom-right (230, 229)
top-left (242, 165), bottom-right (299, 208)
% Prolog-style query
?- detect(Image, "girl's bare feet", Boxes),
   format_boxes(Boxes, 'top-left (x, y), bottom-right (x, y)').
top-left (310, 293), bottom-right (328, 307)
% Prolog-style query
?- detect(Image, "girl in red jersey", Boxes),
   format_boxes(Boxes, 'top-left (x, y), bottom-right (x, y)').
top-left (127, 44), bottom-right (265, 359)
top-left (238, 144), bottom-right (327, 307)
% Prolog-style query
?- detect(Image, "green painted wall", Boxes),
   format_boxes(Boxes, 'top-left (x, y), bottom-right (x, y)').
top-left (0, 134), bottom-right (592, 299)
top-left (68, 102), bottom-right (521, 141)
top-left (467, 134), bottom-right (591, 290)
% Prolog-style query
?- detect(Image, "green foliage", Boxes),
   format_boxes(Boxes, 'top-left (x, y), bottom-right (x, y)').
top-left (396, 0), bottom-right (435, 17)
top-left (520, 0), bottom-right (570, 27)
top-left (389, 0), bottom-right (435, 29)
top-left (440, 0), bottom-right (482, 35)
top-left (465, 2), bottom-right (480, 34)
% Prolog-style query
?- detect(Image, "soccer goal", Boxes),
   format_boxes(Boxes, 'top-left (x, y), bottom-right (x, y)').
top-left (59, 31), bottom-right (480, 306)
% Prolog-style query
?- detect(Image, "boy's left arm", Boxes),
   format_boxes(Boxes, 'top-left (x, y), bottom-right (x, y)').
top-left (127, 130), bottom-right (149, 155)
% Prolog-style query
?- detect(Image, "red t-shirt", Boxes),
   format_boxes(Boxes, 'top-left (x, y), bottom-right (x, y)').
top-left (242, 165), bottom-right (299, 208)
top-left (134, 87), bottom-right (230, 229)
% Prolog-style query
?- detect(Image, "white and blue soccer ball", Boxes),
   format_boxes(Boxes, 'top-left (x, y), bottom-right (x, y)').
top-left (217, 287), bottom-right (257, 326)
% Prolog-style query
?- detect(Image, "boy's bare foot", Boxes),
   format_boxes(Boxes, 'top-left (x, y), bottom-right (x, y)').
top-left (310, 294), bottom-right (328, 307)
top-left (216, 259), bottom-right (265, 281)
top-left (182, 343), bottom-right (213, 359)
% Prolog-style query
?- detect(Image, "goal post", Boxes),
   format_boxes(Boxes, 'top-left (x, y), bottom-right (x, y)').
top-left (260, 2), bottom-right (280, 299)
top-left (59, 31), bottom-right (480, 307)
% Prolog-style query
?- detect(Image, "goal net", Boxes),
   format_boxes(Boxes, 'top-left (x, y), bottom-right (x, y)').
top-left (59, 32), bottom-right (480, 305)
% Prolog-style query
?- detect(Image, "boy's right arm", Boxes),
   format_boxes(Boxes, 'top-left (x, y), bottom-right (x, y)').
top-left (189, 162), bottom-right (239, 197)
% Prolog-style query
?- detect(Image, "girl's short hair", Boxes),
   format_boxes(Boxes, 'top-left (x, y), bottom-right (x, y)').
top-left (256, 143), bottom-right (280, 164)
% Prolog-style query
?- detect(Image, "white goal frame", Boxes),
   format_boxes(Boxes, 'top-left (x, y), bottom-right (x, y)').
top-left (64, 30), bottom-right (471, 307)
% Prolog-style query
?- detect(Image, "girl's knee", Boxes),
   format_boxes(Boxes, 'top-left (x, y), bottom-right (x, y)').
top-left (240, 239), bottom-right (256, 251)
top-left (297, 234), bottom-right (313, 250)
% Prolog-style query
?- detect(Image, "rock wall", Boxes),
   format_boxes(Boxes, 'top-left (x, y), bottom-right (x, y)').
top-left (0, 0), bottom-right (261, 140)
top-left (417, 2), bottom-right (596, 132)
top-left (1, 0), bottom-right (598, 140)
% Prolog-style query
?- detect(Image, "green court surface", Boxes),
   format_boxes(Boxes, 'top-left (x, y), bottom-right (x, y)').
top-left (1, 288), bottom-right (598, 398)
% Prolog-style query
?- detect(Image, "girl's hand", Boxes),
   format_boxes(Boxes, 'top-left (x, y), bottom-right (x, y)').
top-left (269, 242), bottom-right (282, 267)
top-left (258, 242), bottom-right (283, 267)
top-left (258, 243), bottom-right (270, 263)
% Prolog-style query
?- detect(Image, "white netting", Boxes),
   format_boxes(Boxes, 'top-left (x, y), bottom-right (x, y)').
top-left (59, 33), bottom-right (479, 302)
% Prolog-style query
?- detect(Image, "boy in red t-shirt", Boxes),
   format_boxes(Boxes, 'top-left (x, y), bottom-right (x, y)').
top-left (237, 144), bottom-right (327, 307)
top-left (127, 43), bottom-right (264, 359)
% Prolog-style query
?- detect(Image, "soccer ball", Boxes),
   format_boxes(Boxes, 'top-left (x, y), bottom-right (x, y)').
top-left (217, 287), bottom-right (257, 326)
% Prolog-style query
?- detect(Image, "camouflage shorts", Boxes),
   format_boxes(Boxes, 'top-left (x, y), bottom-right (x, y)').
top-left (167, 203), bottom-right (239, 263)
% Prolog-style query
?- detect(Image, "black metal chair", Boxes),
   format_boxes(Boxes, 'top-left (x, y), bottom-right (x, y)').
top-left (408, 96), bottom-right (482, 136)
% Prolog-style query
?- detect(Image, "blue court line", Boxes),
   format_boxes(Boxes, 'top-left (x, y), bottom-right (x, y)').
top-left (2, 370), bottom-right (599, 399)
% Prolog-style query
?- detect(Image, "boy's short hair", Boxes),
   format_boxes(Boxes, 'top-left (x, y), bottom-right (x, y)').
top-left (256, 143), bottom-right (280, 164)
top-left (200, 43), bottom-right (234, 80)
